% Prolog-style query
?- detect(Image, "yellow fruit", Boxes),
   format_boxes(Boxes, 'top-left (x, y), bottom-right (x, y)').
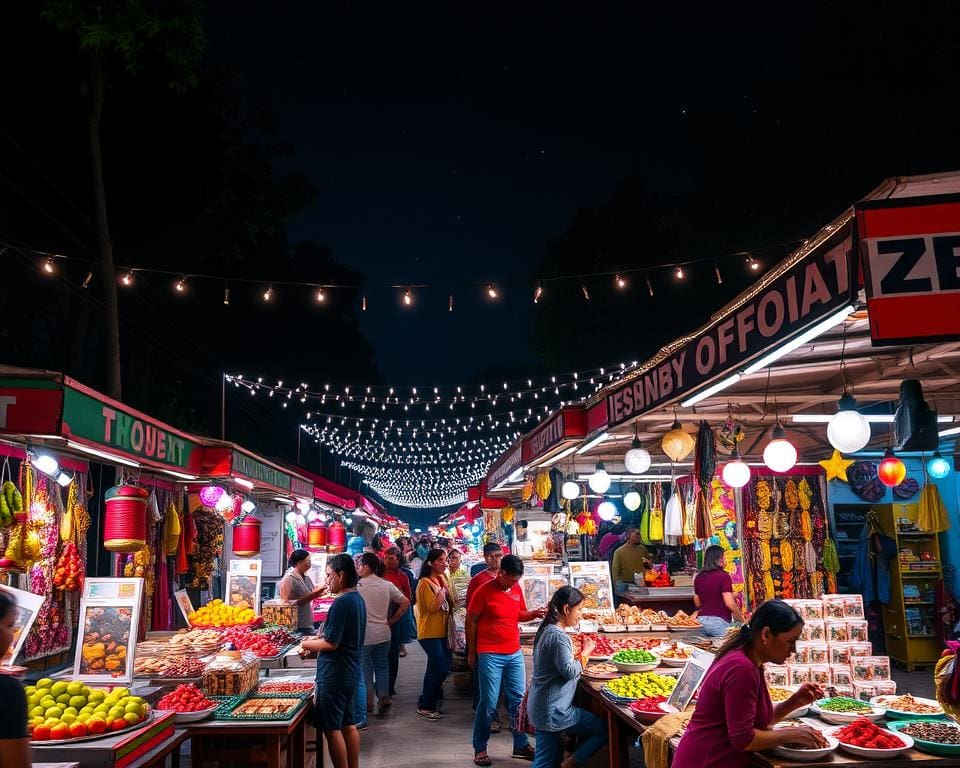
top-left (44, 706), bottom-right (64, 719)
top-left (51, 681), bottom-right (69, 697)
top-left (66, 682), bottom-right (84, 696)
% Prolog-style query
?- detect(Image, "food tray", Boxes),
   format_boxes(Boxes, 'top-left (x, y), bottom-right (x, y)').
top-left (210, 695), bottom-right (247, 718)
top-left (601, 688), bottom-right (641, 704)
top-left (31, 712), bottom-right (154, 745)
top-left (887, 720), bottom-right (960, 756)
top-left (216, 695), bottom-right (308, 722)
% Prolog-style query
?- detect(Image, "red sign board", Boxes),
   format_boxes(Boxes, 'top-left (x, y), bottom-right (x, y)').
top-left (857, 195), bottom-right (960, 345)
top-left (0, 387), bottom-right (62, 435)
top-left (521, 407), bottom-right (587, 465)
top-left (486, 440), bottom-right (523, 490)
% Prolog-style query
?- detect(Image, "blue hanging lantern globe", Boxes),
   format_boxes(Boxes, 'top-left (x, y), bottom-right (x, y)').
top-left (927, 452), bottom-right (952, 480)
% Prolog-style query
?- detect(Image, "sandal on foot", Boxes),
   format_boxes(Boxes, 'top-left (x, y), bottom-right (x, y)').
top-left (512, 744), bottom-right (536, 761)
top-left (417, 708), bottom-right (442, 720)
top-left (474, 754), bottom-right (493, 767)
top-left (489, 721), bottom-right (502, 734)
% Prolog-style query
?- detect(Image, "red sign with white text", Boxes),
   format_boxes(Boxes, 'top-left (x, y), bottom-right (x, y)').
top-left (0, 388), bottom-right (63, 435)
top-left (858, 195), bottom-right (960, 345)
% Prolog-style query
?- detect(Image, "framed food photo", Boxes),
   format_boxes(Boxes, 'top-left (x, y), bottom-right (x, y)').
top-left (226, 559), bottom-right (263, 614)
top-left (568, 561), bottom-right (614, 614)
top-left (0, 585), bottom-right (45, 666)
top-left (73, 578), bottom-right (144, 685)
top-left (667, 653), bottom-right (713, 712)
top-left (521, 576), bottom-right (548, 610)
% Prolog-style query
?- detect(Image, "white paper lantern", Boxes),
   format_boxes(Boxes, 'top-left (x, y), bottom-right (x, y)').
top-left (721, 449), bottom-right (751, 488)
top-left (826, 393), bottom-right (871, 453)
top-left (624, 438), bottom-right (652, 474)
top-left (561, 480), bottom-right (581, 500)
top-left (623, 490), bottom-right (642, 511)
top-left (588, 462), bottom-right (611, 493)
top-left (763, 422), bottom-right (797, 473)
top-left (597, 501), bottom-right (617, 521)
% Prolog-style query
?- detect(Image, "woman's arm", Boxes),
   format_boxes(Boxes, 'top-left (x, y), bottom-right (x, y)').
top-left (0, 738), bottom-right (30, 768)
top-left (722, 591), bottom-right (744, 623)
top-left (550, 634), bottom-right (584, 682)
top-left (388, 596), bottom-right (411, 625)
top-left (692, 592), bottom-right (701, 609)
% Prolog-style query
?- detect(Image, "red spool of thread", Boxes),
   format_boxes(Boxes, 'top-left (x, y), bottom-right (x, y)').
top-left (326, 521), bottom-right (346, 552)
top-left (103, 485), bottom-right (149, 552)
top-left (233, 516), bottom-right (262, 557)
top-left (307, 521), bottom-right (327, 551)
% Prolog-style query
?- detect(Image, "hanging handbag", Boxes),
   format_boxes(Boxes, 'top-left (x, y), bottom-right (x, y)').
top-left (513, 689), bottom-right (536, 736)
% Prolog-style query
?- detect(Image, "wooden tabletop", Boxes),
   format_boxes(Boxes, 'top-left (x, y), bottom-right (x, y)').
top-left (184, 701), bottom-right (310, 735)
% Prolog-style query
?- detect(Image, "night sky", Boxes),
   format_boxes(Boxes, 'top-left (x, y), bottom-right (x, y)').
top-left (203, 3), bottom-right (700, 384)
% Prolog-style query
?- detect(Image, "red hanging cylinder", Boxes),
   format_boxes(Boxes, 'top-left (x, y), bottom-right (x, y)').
top-left (233, 516), bottom-right (262, 557)
top-left (103, 485), bottom-right (149, 552)
top-left (326, 521), bottom-right (346, 552)
top-left (307, 521), bottom-right (327, 551)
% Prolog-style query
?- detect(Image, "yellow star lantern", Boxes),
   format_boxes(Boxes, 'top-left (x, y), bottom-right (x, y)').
top-left (819, 449), bottom-right (855, 482)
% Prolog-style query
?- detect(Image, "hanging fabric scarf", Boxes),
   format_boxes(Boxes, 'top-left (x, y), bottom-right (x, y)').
top-left (693, 421), bottom-right (717, 539)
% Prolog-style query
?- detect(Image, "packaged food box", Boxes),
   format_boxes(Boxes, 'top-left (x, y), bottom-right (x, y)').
top-left (826, 621), bottom-right (849, 643)
top-left (846, 620), bottom-right (869, 643)
top-left (874, 679), bottom-right (897, 696)
top-left (821, 594), bottom-right (847, 620)
top-left (849, 641), bottom-right (873, 659)
top-left (853, 681), bottom-right (878, 701)
top-left (843, 595), bottom-right (865, 618)
top-left (830, 684), bottom-right (854, 698)
top-left (795, 599), bottom-right (824, 620)
top-left (851, 656), bottom-right (891, 682)
top-left (788, 664), bottom-right (813, 686)
top-left (201, 650), bottom-right (261, 696)
top-left (809, 664), bottom-right (831, 686)
top-left (830, 664), bottom-right (853, 686)
top-left (764, 664), bottom-right (789, 687)
top-left (801, 620), bottom-right (825, 642)
top-left (829, 642), bottom-right (856, 665)
top-left (261, 600), bottom-right (298, 630)
top-left (807, 643), bottom-right (829, 665)
top-left (792, 643), bottom-right (812, 664)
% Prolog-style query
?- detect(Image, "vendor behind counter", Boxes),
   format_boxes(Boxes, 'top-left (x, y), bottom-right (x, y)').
top-left (611, 526), bottom-right (653, 588)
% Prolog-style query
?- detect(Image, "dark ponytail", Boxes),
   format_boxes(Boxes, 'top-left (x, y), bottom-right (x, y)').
top-left (714, 598), bottom-right (803, 661)
top-left (534, 585), bottom-right (585, 650)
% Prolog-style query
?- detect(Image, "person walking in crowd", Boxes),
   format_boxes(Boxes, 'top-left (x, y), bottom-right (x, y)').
top-left (467, 554), bottom-right (546, 765)
top-left (693, 544), bottom-right (744, 637)
top-left (278, 549), bottom-right (327, 634)
top-left (672, 599), bottom-right (824, 768)
top-left (466, 542), bottom-right (506, 731)
top-left (409, 537), bottom-right (429, 575)
top-left (356, 552), bottom-right (410, 724)
top-left (415, 547), bottom-right (456, 720)
top-left (611, 525), bottom-right (652, 587)
top-left (470, 541), bottom-right (502, 577)
top-left (383, 547), bottom-right (417, 691)
top-left (528, 586), bottom-right (607, 768)
top-left (447, 547), bottom-right (470, 608)
top-left (0, 592), bottom-right (29, 768)
top-left (301, 554), bottom-right (366, 768)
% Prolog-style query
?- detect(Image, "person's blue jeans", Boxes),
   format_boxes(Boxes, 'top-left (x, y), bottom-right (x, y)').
top-left (354, 672), bottom-right (367, 727)
top-left (473, 650), bottom-right (528, 754)
top-left (363, 640), bottom-right (391, 699)
top-left (699, 615), bottom-right (732, 637)
top-left (418, 637), bottom-right (452, 711)
top-left (533, 708), bottom-right (607, 768)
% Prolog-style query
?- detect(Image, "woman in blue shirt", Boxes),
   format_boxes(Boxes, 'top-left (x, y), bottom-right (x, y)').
top-left (528, 586), bottom-right (607, 768)
top-left (301, 554), bottom-right (367, 768)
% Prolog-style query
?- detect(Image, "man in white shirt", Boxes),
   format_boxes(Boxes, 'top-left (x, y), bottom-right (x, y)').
top-left (356, 553), bottom-right (411, 718)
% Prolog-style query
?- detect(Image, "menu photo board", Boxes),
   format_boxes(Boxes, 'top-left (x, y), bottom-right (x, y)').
top-left (0, 584), bottom-right (45, 666)
top-left (73, 578), bottom-right (144, 685)
top-left (174, 589), bottom-right (195, 625)
top-left (667, 651), bottom-right (714, 712)
top-left (568, 561), bottom-right (614, 615)
top-left (226, 559), bottom-right (263, 615)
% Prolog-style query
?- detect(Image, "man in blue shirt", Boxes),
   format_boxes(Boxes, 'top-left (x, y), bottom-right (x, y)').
top-left (302, 554), bottom-right (366, 768)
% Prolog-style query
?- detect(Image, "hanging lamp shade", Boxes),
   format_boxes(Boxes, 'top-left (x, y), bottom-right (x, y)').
top-left (878, 448), bottom-right (908, 487)
top-left (623, 490), bottom-right (642, 511)
top-left (928, 452), bottom-right (951, 480)
top-left (597, 500), bottom-right (617, 521)
top-left (588, 462), bottom-right (611, 494)
top-left (624, 433), bottom-right (652, 474)
top-left (561, 479), bottom-right (580, 500)
top-left (827, 392), bottom-right (871, 454)
top-left (661, 420), bottom-right (695, 462)
top-left (763, 421), bottom-right (797, 473)
top-left (307, 520), bottom-right (328, 550)
top-left (103, 485), bottom-right (149, 552)
top-left (721, 446), bottom-right (752, 488)
top-left (233, 516), bottom-right (262, 557)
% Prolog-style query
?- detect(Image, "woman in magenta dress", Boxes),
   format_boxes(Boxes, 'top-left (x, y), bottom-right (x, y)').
top-left (672, 599), bottom-right (824, 768)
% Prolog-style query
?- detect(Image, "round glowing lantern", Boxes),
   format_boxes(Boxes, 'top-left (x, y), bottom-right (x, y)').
top-left (232, 516), bottom-right (262, 557)
top-left (199, 484), bottom-right (226, 508)
top-left (878, 448), bottom-right (908, 487)
top-left (661, 420), bottom-right (695, 462)
top-left (597, 501), bottom-right (617, 521)
top-left (763, 421), bottom-right (797, 473)
top-left (623, 490), bottom-right (642, 511)
top-left (307, 520), bottom-right (328, 551)
top-left (721, 447), bottom-right (751, 488)
top-left (826, 393), bottom-right (871, 454)
top-left (561, 480), bottom-right (580, 500)
top-left (624, 437), bottom-right (652, 474)
top-left (588, 462), bottom-right (611, 494)
top-left (103, 485), bottom-right (149, 552)
top-left (928, 452), bottom-right (952, 480)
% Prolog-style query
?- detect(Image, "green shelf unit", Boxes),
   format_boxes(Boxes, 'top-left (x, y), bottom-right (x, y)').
top-left (876, 502), bottom-right (944, 671)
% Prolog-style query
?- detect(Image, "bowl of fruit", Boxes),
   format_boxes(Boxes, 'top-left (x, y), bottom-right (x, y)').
top-left (155, 684), bottom-right (220, 723)
top-left (612, 648), bottom-right (661, 673)
top-left (27, 679), bottom-right (151, 742)
top-left (629, 696), bottom-right (679, 723)
top-left (602, 672), bottom-right (676, 703)
top-left (826, 719), bottom-right (913, 758)
top-left (811, 697), bottom-right (885, 725)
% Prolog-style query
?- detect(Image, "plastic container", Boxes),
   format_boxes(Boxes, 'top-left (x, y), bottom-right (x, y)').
top-left (261, 600), bottom-right (298, 630)
top-left (796, 599), bottom-right (825, 620)
top-left (852, 656), bottom-right (892, 683)
top-left (875, 679), bottom-right (897, 696)
top-left (792, 644), bottom-right (812, 664)
top-left (810, 664), bottom-right (831, 687)
top-left (807, 643), bottom-right (829, 665)
top-left (764, 664), bottom-right (789, 687)
top-left (853, 681), bottom-right (879, 701)
top-left (830, 664), bottom-right (853, 686)
top-left (829, 643), bottom-right (856, 665)
top-left (789, 665), bottom-right (813, 686)
top-left (843, 595), bottom-right (865, 619)
top-left (821, 594), bottom-right (847, 620)
top-left (801, 620), bottom-right (826, 642)
top-left (201, 650), bottom-right (261, 697)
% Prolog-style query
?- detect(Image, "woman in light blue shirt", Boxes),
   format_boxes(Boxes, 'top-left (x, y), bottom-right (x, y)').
top-left (528, 586), bottom-right (607, 768)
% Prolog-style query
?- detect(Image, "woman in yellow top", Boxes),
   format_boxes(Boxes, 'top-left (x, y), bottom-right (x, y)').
top-left (415, 548), bottom-right (456, 720)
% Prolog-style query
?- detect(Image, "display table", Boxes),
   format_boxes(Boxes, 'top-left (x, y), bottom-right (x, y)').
top-left (186, 699), bottom-right (311, 768)
top-left (614, 585), bottom-right (696, 614)
top-left (31, 724), bottom-right (189, 768)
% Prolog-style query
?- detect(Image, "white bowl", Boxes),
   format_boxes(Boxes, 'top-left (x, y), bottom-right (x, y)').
top-left (825, 725), bottom-right (914, 759)
top-left (772, 732), bottom-right (840, 762)
top-left (785, 705), bottom-right (810, 719)
top-left (613, 656), bottom-right (661, 673)
top-left (811, 701), bottom-right (885, 724)
top-left (156, 704), bottom-right (219, 723)
top-left (629, 701), bottom-right (679, 724)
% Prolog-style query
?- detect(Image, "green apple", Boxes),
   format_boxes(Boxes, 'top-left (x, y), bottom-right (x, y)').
top-left (44, 706), bottom-right (63, 720)
top-left (51, 681), bottom-right (69, 697)
top-left (56, 693), bottom-right (72, 705)
top-left (88, 690), bottom-right (106, 703)
top-left (29, 706), bottom-right (45, 719)
top-left (36, 677), bottom-right (54, 689)
top-left (61, 713), bottom-right (76, 725)
top-left (69, 695), bottom-right (87, 708)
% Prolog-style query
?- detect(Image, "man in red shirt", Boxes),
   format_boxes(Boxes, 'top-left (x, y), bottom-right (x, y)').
top-left (467, 554), bottom-right (545, 765)
top-left (466, 542), bottom-right (505, 729)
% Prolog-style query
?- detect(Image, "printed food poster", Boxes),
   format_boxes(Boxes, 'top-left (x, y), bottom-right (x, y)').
top-left (667, 653), bottom-right (713, 712)
top-left (521, 576), bottom-right (548, 610)
top-left (568, 561), bottom-right (614, 613)
top-left (226, 559), bottom-right (263, 614)
top-left (174, 589), bottom-right (195, 624)
top-left (73, 578), bottom-right (143, 684)
top-left (0, 585), bottom-right (44, 666)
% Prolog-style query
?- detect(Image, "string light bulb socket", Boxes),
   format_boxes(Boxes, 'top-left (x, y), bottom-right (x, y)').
top-left (316, 288), bottom-right (326, 303)
top-left (121, 271), bottom-right (134, 286)
top-left (675, 265), bottom-right (684, 280)
top-left (403, 288), bottom-right (412, 306)
top-left (615, 274), bottom-right (626, 289)
top-left (175, 277), bottom-right (186, 293)
top-left (533, 284), bottom-right (543, 304)
top-left (263, 285), bottom-right (273, 302)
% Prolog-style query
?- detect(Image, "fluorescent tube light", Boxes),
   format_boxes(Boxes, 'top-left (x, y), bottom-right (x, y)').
top-left (576, 432), bottom-right (610, 455)
top-left (232, 477), bottom-right (255, 489)
top-left (680, 373), bottom-right (742, 407)
top-left (66, 440), bottom-right (140, 468)
top-left (538, 445), bottom-right (578, 467)
top-left (793, 414), bottom-right (955, 424)
top-left (743, 305), bottom-right (854, 375)
top-left (939, 426), bottom-right (960, 438)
